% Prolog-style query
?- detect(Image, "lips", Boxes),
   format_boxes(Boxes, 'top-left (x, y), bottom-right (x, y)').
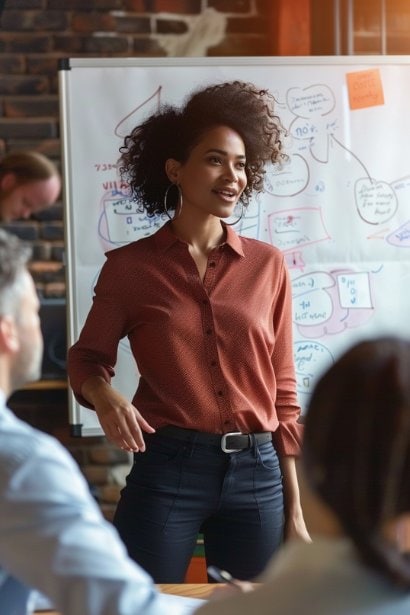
top-left (213, 188), bottom-right (238, 200)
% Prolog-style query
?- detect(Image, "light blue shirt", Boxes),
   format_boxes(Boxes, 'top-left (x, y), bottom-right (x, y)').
top-left (0, 391), bottom-right (199, 615)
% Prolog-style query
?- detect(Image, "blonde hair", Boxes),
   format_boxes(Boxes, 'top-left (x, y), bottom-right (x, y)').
top-left (0, 150), bottom-right (59, 184)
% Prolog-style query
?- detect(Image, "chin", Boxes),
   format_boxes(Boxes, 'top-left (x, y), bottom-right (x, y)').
top-left (218, 208), bottom-right (236, 219)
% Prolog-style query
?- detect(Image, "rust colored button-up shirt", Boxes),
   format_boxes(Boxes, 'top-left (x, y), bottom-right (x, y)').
top-left (68, 222), bottom-right (302, 457)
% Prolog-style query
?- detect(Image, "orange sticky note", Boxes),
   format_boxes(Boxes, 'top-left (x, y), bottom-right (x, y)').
top-left (346, 68), bottom-right (384, 110)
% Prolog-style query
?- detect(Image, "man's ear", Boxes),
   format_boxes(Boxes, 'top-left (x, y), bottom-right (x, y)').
top-left (0, 172), bottom-right (18, 193)
top-left (165, 159), bottom-right (181, 184)
top-left (0, 315), bottom-right (19, 354)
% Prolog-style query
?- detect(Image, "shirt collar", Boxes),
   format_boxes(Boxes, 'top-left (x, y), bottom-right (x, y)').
top-left (222, 223), bottom-right (245, 257)
top-left (155, 220), bottom-right (245, 257)
top-left (154, 221), bottom-right (180, 252)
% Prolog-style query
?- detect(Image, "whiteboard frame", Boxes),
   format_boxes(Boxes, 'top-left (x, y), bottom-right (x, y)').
top-left (59, 54), bottom-right (410, 436)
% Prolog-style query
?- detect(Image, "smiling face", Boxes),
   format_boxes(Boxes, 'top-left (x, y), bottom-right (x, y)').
top-left (166, 125), bottom-right (248, 222)
top-left (0, 173), bottom-right (61, 221)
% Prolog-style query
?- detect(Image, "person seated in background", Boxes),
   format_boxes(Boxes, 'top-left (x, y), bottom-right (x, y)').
top-left (0, 228), bottom-right (198, 615)
top-left (197, 336), bottom-right (410, 614)
top-left (0, 150), bottom-right (61, 221)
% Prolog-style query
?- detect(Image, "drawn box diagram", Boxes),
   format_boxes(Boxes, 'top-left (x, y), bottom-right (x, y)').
top-left (337, 271), bottom-right (373, 309)
top-left (268, 207), bottom-right (329, 252)
top-left (102, 195), bottom-right (157, 244)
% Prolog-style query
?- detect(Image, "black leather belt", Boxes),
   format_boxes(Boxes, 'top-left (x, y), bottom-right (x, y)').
top-left (157, 425), bottom-right (272, 453)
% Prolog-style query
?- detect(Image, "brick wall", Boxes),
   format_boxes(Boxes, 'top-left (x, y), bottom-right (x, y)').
top-left (0, 0), bottom-right (273, 298)
top-left (0, 0), bottom-right (275, 521)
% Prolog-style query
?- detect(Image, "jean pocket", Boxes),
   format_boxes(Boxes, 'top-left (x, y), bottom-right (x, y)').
top-left (133, 435), bottom-right (185, 468)
top-left (257, 442), bottom-right (282, 474)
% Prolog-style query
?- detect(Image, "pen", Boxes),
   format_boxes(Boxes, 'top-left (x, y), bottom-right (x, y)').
top-left (207, 565), bottom-right (236, 585)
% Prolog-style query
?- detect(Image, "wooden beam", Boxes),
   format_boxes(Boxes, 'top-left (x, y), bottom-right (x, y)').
top-left (269, 0), bottom-right (311, 55)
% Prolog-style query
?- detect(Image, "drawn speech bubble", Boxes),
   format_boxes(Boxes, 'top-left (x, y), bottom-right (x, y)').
top-left (355, 178), bottom-right (397, 225)
top-left (286, 85), bottom-right (335, 119)
top-left (264, 154), bottom-right (309, 197)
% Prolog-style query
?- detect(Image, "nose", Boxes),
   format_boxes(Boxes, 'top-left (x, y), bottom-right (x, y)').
top-left (222, 163), bottom-right (238, 182)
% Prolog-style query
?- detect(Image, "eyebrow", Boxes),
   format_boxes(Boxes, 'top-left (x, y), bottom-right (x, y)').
top-left (205, 148), bottom-right (246, 159)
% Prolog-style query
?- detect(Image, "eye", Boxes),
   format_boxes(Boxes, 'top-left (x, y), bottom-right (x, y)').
top-left (236, 160), bottom-right (246, 169)
top-left (207, 155), bottom-right (222, 165)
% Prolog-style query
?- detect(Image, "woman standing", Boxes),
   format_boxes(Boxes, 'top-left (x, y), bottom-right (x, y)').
top-left (68, 80), bottom-right (309, 582)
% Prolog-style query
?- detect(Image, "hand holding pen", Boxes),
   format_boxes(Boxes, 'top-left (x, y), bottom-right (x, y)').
top-left (207, 566), bottom-right (255, 593)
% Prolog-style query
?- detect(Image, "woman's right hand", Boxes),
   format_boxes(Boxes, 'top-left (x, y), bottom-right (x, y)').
top-left (81, 376), bottom-right (155, 452)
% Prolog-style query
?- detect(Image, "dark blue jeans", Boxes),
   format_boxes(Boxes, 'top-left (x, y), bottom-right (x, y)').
top-left (113, 430), bottom-right (284, 582)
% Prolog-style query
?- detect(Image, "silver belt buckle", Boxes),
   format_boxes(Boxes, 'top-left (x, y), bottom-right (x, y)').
top-left (221, 431), bottom-right (243, 453)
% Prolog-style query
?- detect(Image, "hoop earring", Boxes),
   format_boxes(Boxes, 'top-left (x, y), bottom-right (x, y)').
top-left (164, 183), bottom-right (182, 220)
top-left (224, 201), bottom-right (245, 226)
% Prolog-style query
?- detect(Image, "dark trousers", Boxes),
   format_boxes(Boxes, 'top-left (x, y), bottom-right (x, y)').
top-left (113, 430), bottom-right (284, 583)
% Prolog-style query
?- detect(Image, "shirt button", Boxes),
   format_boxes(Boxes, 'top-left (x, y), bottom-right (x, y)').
top-left (210, 360), bottom-right (217, 366)
top-left (217, 390), bottom-right (224, 396)
top-left (202, 299), bottom-right (208, 305)
top-left (208, 262), bottom-right (216, 268)
top-left (206, 328), bottom-right (212, 335)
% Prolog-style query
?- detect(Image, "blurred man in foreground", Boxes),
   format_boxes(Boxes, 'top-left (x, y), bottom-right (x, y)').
top-left (0, 228), bottom-right (199, 614)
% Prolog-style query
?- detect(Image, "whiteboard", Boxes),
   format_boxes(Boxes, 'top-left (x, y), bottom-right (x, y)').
top-left (59, 56), bottom-right (410, 436)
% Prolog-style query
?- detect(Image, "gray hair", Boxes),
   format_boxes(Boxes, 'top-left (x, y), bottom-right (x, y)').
top-left (0, 229), bottom-right (32, 318)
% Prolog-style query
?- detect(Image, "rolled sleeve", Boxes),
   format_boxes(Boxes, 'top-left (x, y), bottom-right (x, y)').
top-left (271, 406), bottom-right (303, 457)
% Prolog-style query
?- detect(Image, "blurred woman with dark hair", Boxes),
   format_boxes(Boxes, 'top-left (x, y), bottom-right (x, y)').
top-left (198, 336), bottom-right (410, 614)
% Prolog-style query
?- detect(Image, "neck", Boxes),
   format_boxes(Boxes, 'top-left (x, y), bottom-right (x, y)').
top-left (170, 215), bottom-right (226, 255)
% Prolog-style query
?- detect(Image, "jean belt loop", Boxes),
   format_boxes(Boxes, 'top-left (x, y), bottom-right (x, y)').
top-left (187, 430), bottom-right (199, 457)
top-left (250, 432), bottom-right (257, 457)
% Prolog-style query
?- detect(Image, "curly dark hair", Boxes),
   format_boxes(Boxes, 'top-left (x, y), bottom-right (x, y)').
top-left (119, 81), bottom-right (286, 217)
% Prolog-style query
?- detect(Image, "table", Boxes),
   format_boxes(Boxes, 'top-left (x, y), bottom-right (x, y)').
top-left (35, 584), bottom-right (216, 613)
top-left (158, 583), bottom-right (217, 599)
